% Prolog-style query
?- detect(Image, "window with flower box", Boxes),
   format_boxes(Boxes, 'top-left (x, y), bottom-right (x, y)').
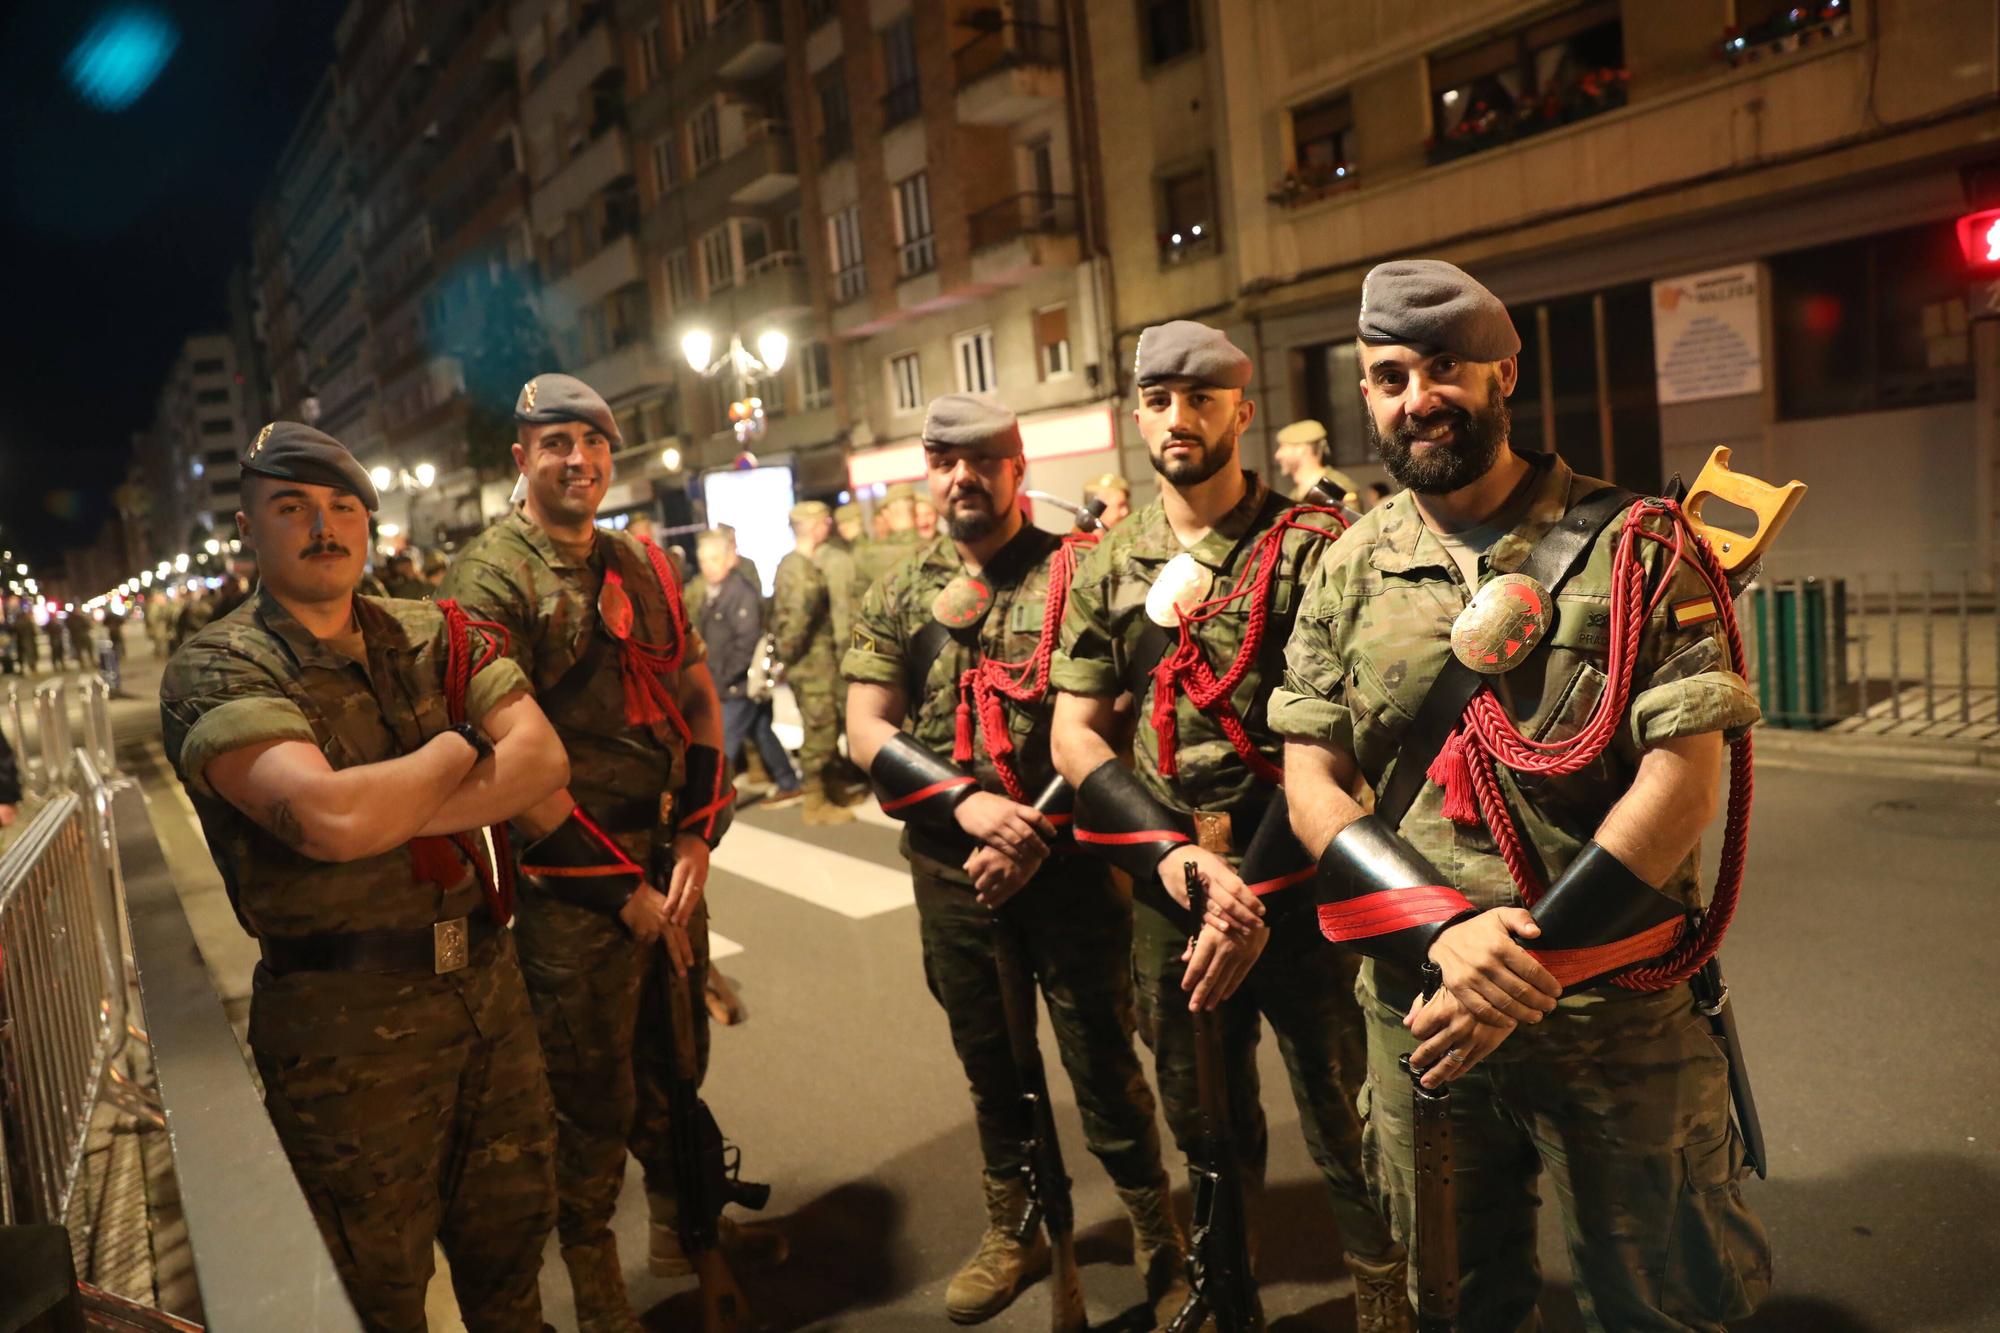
top-left (1272, 94), bottom-right (1355, 208)
top-left (1427, 3), bottom-right (1626, 165)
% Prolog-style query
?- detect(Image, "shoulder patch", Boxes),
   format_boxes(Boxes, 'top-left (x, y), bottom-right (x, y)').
top-left (1671, 595), bottom-right (1720, 629)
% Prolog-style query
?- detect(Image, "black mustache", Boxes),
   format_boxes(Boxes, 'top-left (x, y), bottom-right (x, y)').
top-left (299, 544), bottom-right (349, 559)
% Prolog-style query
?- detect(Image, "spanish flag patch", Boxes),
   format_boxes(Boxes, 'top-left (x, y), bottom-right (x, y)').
top-left (1672, 595), bottom-right (1720, 628)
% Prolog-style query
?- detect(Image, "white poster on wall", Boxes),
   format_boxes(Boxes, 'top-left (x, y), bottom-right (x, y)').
top-left (1650, 264), bottom-right (1763, 405)
top-left (700, 465), bottom-right (796, 597)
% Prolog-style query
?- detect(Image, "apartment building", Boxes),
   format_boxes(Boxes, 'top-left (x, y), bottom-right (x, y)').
top-left (1088, 0), bottom-right (2000, 583)
top-left (142, 334), bottom-right (251, 560)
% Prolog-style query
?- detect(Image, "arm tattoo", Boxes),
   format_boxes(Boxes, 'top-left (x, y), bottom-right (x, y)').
top-left (262, 798), bottom-right (306, 850)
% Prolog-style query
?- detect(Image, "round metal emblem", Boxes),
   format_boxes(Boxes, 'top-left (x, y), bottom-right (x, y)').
top-left (1145, 552), bottom-right (1212, 627)
top-left (598, 577), bottom-right (635, 641)
top-left (931, 575), bottom-right (993, 630)
top-left (1450, 573), bottom-right (1554, 674)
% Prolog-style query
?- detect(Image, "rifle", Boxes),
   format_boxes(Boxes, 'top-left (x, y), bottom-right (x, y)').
top-left (1400, 963), bottom-right (1458, 1333)
top-left (1166, 862), bottom-right (1264, 1333)
top-left (652, 844), bottom-right (772, 1332)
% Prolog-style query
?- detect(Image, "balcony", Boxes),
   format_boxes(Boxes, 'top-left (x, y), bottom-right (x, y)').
top-left (530, 126), bottom-right (630, 235)
top-left (881, 80), bottom-right (921, 130)
top-left (953, 20), bottom-right (1065, 126)
top-left (714, 118), bottom-right (798, 206)
top-left (735, 250), bottom-right (810, 321)
top-left (546, 234), bottom-right (641, 315)
top-left (969, 193), bottom-right (1079, 288)
top-left (522, 15), bottom-right (614, 130)
top-left (709, 0), bottom-right (784, 81)
top-left (575, 337), bottom-right (668, 405)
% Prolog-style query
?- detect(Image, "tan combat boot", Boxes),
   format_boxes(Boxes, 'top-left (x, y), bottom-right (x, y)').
top-left (1346, 1250), bottom-right (1415, 1333)
top-left (1116, 1180), bottom-right (1191, 1328)
top-left (648, 1190), bottom-right (790, 1277)
top-left (945, 1173), bottom-right (1047, 1324)
top-left (801, 784), bottom-right (854, 826)
top-left (560, 1241), bottom-right (642, 1333)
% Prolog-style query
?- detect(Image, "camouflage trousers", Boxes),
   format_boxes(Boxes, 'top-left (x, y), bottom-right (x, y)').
top-left (792, 677), bottom-right (841, 782)
top-left (513, 881), bottom-right (712, 1255)
top-left (252, 931), bottom-right (557, 1333)
top-left (913, 856), bottom-right (1169, 1193)
top-left (1132, 900), bottom-right (1401, 1264)
top-left (1361, 981), bottom-right (1772, 1331)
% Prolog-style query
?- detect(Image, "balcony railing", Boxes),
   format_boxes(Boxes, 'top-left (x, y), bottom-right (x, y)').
top-left (953, 20), bottom-right (1065, 87)
top-left (969, 192), bottom-right (1077, 251)
top-left (881, 80), bottom-right (921, 129)
top-left (897, 233), bottom-right (936, 278)
top-left (832, 261), bottom-right (866, 304)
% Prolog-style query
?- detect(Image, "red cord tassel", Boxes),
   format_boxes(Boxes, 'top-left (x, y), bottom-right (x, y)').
top-left (1428, 729), bottom-right (1483, 826)
top-left (1150, 659), bottom-right (1181, 778)
top-left (953, 691), bottom-right (976, 763)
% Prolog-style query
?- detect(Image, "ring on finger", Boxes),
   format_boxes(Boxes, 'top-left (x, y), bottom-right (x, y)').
top-left (1445, 1048), bottom-right (1469, 1063)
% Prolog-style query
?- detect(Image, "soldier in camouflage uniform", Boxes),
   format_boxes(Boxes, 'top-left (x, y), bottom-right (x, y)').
top-left (1273, 260), bottom-right (1771, 1330)
top-left (440, 375), bottom-right (781, 1332)
top-left (854, 481), bottom-right (923, 593)
top-left (810, 505), bottom-right (869, 806)
top-left (770, 501), bottom-right (854, 826)
top-left (159, 423), bottom-right (565, 1333)
top-left (845, 394), bottom-right (1182, 1325)
top-left (1050, 322), bottom-right (1411, 1330)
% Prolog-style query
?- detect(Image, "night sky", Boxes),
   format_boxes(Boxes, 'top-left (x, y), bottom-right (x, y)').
top-left (0, 0), bottom-right (349, 569)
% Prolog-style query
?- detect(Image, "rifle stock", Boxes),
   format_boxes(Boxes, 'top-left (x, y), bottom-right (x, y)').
top-left (1401, 963), bottom-right (1458, 1333)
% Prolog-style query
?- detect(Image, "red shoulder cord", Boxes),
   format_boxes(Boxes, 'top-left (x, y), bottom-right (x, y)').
top-left (600, 536), bottom-right (694, 745)
top-left (437, 597), bottom-right (518, 925)
top-left (1423, 500), bottom-right (1751, 991)
top-left (950, 530), bottom-right (1099, 801)
top-left (1151, 505), bottom-right (1351, 784)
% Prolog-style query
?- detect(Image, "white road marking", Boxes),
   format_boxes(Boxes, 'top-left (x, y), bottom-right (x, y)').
top-left (708, 821), bottom-right (913, 918)
top-left (849, 799), bottom-right (902, 833)
top-left (709, 931), bottom-right (744, 960)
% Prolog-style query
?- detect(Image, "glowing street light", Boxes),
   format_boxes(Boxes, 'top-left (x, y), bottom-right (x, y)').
top-left (413, 462), bottom-right (437, 489)
top-left (682, 327), bottom-right (789, 382)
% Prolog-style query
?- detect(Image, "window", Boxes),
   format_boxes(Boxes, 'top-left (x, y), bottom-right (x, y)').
top-left (953, 328), bottom-right (997, 394)
top-left (888, 351), bottom-right (924, 414)
top-left (1157, 162), bottom-right (1217, 263)
top-left (689, 103), bottom-right (721, 173)
top-left (1290, 94), bottom-right (1354, 182)
top-left (699, 225), bottom-right (737, 293)
top-left (894, 171), bottom-right (935, 277)
top-left (828, 205), bottom-right (865, 302)
top-left (804, 0), bottom-right (837, 27)
top-left (881, 18), bottom-right (920, 126)
top-left (817, 64), bottom-right (852, 159)
top-left (1034, 304), bottom-right (1072, 380)
top-left (651, 135), bottom-right (680, 194)
top-left (677, 0), bottom-right (708, 53)
top-left (1138, 0), bottom-right (1199, 67)
top-left (199, 417), bottom-right (234, 436)
top-left (195, 387), bottom-right (231, 405)
top-left (1428, 3), bottom-right (1625, 162)
top-left (1772, 223), bottom-right (1974, 420)
top-left (203, 447), bottom-right (236, 467)
top-left (191, 357), bottom-right (226, 374)
top-left (800, 340), bottom-right (834, 410)
top-left (607, 283), bottom-right (649, 350)
top-left (636, 20), bottom-right (664, 88)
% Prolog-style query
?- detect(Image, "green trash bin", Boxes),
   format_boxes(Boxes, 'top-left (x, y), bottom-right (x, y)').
top-left (1749, 578), bottom-right (1849, 728)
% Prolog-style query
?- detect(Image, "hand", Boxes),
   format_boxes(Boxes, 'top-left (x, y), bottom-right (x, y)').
top-left (618, 883), bottom-right (670, 944)
top-left (663, 833), bottom-right (710, 926)
top-left (1160, 846), bottom-right (1263, 934)
top-left (1405, 988), bottom-right (1517, 1089)
top-left (0, 804), bottom-right (15, 829)
top-left (953, 792), bottom-right (1056, 857)
top-left (1180, 917), bottom-right (1270, 1010)
top-left (661, 919), bottom-right (695, 977)
top-left (964, 842), bottom-right (1042, 908)
top-left (1427, 908), bottom-right (1561, 1026)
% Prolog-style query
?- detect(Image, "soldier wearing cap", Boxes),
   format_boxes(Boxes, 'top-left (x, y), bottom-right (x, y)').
top-left (439, 374), bottom-right (782, 1329)
top-left (770, 500), bottom-right (856, 825)
top-left (855, 481), bottom-right (923, 592)
top-left (159, 422), bottom-right (567, 1331)
top-left (1081, 472), bottom-right (1132, 528)
top-left (810, 505), bottom-right (871, 806)
top-left (1273, 258), bottom-right (1771, 1326)
top-left (845, 393), bottom-right (1183, 1324)
top-left (1049, 320), bottom-right (1412, 1328)
top-left (1272, 418), bottom-right (1361, 507)
top-left (834, 501), bottom-right (867, 548)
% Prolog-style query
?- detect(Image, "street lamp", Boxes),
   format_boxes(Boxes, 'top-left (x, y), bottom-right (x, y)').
top-left (370, 463), bottom-right (438, 494)
top-left (681, 328), bottom-right (789, 381)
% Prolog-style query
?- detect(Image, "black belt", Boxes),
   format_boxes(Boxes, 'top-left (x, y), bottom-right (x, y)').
top-left (258, 910), bottom-right (497, 977)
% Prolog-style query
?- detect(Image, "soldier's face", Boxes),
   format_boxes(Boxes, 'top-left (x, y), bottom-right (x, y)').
top-left (513, 422), bottom-right (612, 525)
top-left (1272, 439), bottom-right (1316, 479)
top-left (1360, 346), bottom-right (1517, 495)
top-left (926, 448), bottom-right (1023, 542)
top-left (813, 514), bottom-right (835, 544)
top-left (837, 516), bottom-right (861, 542)
top-left (1097, 490), bottom-right (1130, 527)
top-left (1136, 380), bottom-right (1252, 487)
top-left (914, 501), bottom-right (939, 538)
top-left (237, 478), bottom-right (370, 605)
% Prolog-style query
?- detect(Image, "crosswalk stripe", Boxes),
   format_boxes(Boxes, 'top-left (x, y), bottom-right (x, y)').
top-left (850, 799), bottom-right (902, 833)
top-left (709, 931), bottom-right (743, 960)
top-left (708, 821), bottom-right (913, 918)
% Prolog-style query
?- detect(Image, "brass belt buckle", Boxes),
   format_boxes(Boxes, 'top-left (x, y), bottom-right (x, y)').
top-left (1191, 811), bottom-right (1233, 856)
top-left (433, 917), bottom-right (470, 974)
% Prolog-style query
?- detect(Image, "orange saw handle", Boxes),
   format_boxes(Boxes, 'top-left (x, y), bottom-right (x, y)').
top-left (1683, 446), bottom-right (1805, 572)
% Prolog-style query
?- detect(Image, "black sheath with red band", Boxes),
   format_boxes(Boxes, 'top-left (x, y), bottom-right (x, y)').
top-left (1314, 814), bottom-right (1478, 972)
top-left (1527, 842), bottom-right (1688, 988)
top-left (517, 807), bottom-right (643, 916)
top-left (675, 743), bottom-right (734, 848)
top-left (1074, 759), bottom-right (1190, 882)
top-left (871, 731), bottom-right (978, 828)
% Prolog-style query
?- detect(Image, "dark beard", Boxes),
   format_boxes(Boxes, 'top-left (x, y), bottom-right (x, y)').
top-left (946, 506), bottom-right (1001, 541)
top-left (1367, 380), bottom-right (1509, 494)
top-left (1147, 427), bottom-right (1238, 487)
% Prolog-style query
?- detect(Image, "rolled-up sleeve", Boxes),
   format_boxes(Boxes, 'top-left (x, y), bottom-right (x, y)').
top-left (162, 648), bottom-right (316, 799)
top-left (841, 570), bottom-right (907, 686)
top-left (1049, 545), bottom-right (1121, 696)
top-left (1626, 554), bottom-right (1761, 748)
top-left (1269, 554), bottom-right (1356, 748)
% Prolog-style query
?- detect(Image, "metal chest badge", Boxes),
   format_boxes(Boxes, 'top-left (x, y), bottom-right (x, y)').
top-left (1145, 552), bottom-right (1211, 627)
top-left (1451, 573), bottom-right (1554, 673)
top-left (599, 571), bottom-right (636, 641)
top-left (932, 575), bottom-right (993, 630)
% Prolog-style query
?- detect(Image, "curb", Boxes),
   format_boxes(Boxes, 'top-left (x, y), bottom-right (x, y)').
top-left (1751, 726), bottom-right (2000, 784)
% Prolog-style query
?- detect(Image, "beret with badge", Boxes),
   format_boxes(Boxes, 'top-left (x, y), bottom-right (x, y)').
top-left (241, 421), bottom-right (380, 511)
top-left (921, 393), bottom-right (1024, 458)
top-left (515, 372), bottom-right (622, 445)
top-left (1357, 259), bottom-right (1521, 361)
top-left (1133, 319), bottom-right (1254, 389)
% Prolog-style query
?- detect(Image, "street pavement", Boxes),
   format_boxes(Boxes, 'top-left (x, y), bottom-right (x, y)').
top-left (20, 643), bottom-right (1997, 1331)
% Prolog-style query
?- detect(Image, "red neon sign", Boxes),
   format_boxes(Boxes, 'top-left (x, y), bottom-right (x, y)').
top-left (1956, 209), bottom-right (2000, 270)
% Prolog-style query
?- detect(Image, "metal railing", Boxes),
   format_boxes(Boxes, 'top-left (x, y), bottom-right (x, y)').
top-left (953, 18), bottom-right (1065, 87)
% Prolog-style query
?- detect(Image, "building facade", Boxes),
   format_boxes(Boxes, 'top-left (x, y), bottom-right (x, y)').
top-left (142, 333), bottom-right (251, 562)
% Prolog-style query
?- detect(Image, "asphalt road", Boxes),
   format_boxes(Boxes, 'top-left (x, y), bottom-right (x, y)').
top-left (28, 644), bottom-right (1997, 1331)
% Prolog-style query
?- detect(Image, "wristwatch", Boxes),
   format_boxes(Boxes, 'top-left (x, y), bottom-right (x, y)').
top-left (446, 722), bottom-right (494, 762)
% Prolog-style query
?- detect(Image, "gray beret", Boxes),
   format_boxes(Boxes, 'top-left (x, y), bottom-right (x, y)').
top-left (1357, 259), bottom-right (1521, 361)
top-left (921, 393), bottom-right (1023, 457)
top-left (1133, 320), bottom-right (1253, 389)
top-left (515, 372), bottom-right (621, 445)
top-left (240, 422), bottom-right (379, 511)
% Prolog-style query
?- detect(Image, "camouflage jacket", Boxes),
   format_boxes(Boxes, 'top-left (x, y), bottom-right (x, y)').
top-left (159, 589), bottom-right (525, 942)
top-left (439, 510), bottom-right (707, 831)
top-left (770, 549), bottom-right (835, 681)
top-left (1051, 471), bottom-right (1339, 823)
top-left (1269, 454), bottom-right (1760, 1019)
top-left (813, 541), bottom-right (859, 661)
top-left (854, 528), bottom-right (921, 597)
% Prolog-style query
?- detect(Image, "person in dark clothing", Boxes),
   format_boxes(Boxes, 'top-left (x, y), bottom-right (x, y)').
top-left (0, 719), bottom-right (20, 827)
top-left (44, 615), bottom-right (67, 669)
top-left (694, 529), bottom-right (800, 805)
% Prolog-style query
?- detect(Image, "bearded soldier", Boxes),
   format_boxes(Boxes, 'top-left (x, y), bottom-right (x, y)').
top-left (1048, 322), bottom-right (1411, 1330)
top-left (1273, 260), bottom-right (1771, 1329)
top-left (845, 394), bottom-right (1183, 1325)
